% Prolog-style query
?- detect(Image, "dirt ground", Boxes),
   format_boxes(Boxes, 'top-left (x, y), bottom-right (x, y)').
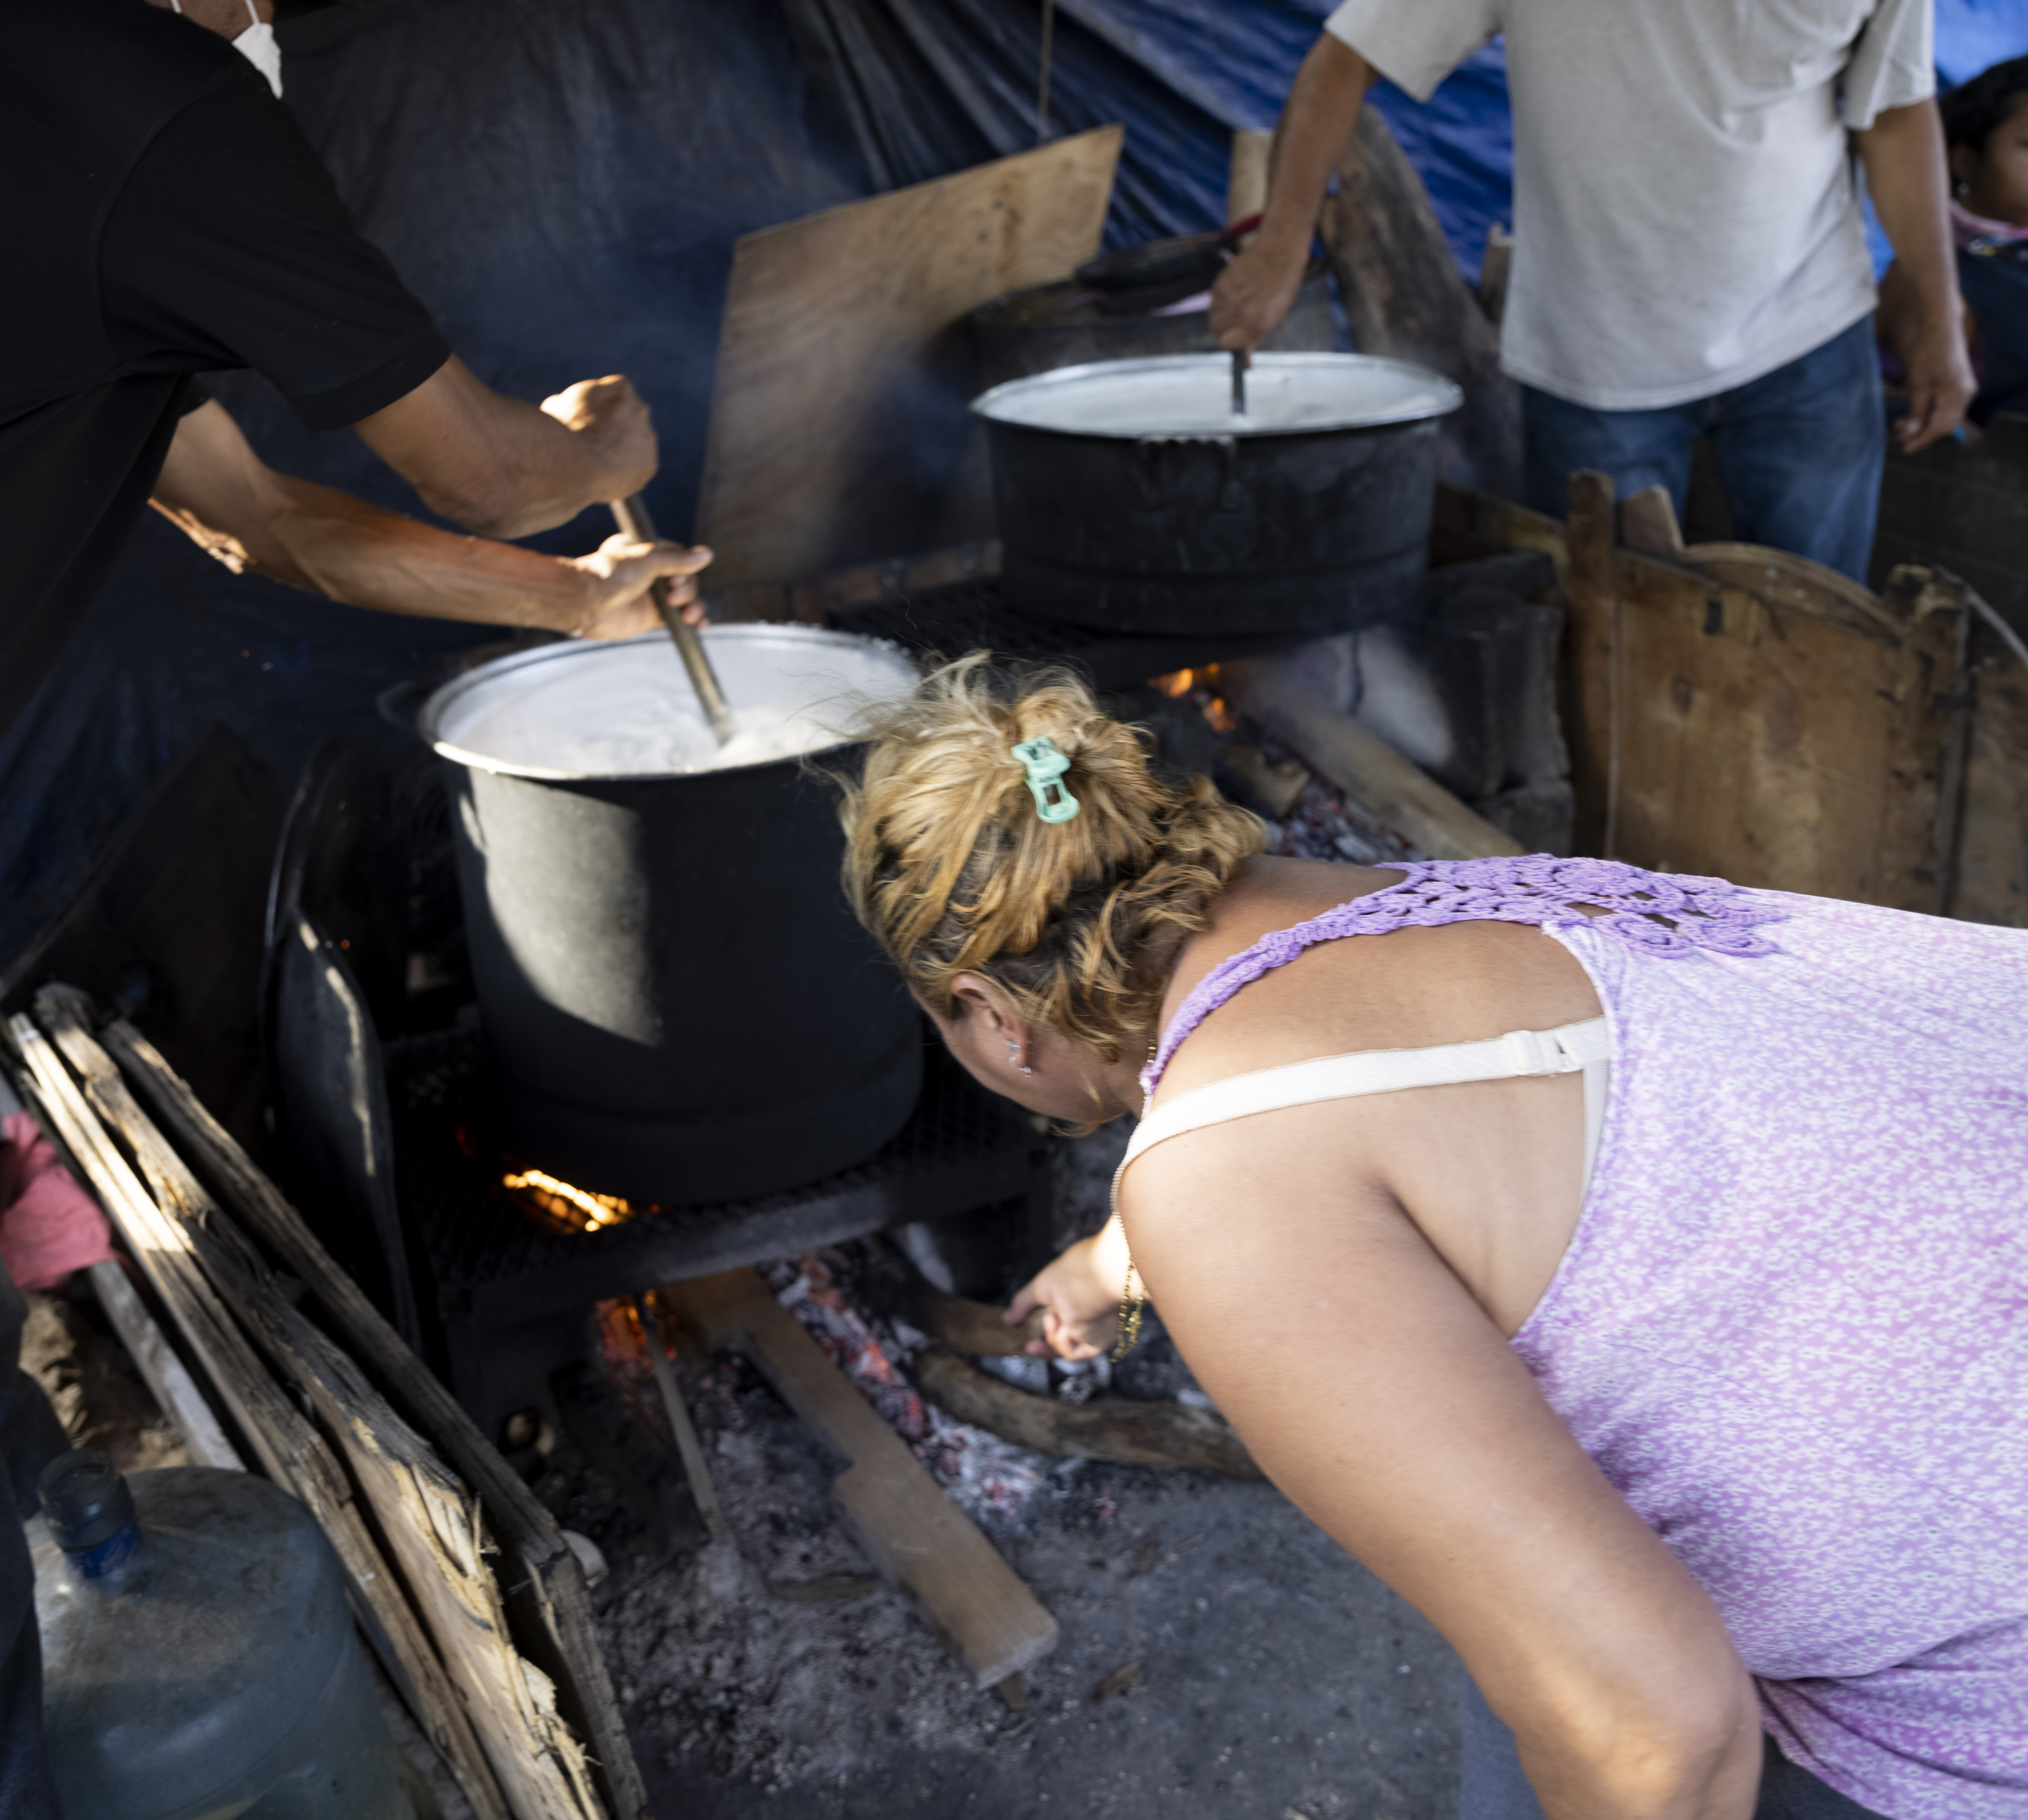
top-left (545, 1124), bottom-right (1465, 1820)
top-left (604, 1391), bottom-right (1462, 1820)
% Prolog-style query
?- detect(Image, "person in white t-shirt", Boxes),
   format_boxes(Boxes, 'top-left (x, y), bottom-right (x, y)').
top-left (1211, 0), bottom-right (1975, 582)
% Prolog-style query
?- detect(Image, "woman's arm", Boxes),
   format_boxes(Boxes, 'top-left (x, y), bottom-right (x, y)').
top-left (1124, 1106), bottom-right (1764, 1820)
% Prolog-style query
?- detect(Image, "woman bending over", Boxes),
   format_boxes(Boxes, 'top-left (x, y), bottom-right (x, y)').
top-left (838, 656), bottom-right (2027, 1820)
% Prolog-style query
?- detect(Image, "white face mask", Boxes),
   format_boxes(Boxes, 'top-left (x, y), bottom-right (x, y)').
top-left (169, 0), bottom-right (283, 99)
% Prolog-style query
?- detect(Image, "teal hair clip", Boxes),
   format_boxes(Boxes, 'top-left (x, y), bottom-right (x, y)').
top-left (1010, 736), bottom-right (1080, 824)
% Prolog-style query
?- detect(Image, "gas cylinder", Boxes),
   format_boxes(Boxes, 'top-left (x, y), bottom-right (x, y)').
top-left (33, 1452), bottom-right (415, 1820)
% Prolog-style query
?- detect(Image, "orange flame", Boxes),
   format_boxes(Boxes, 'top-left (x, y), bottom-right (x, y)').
top-left (502, 1166), bottom-right (638, 1234)
top-left (1149, 665), bottom-right (1238, 735)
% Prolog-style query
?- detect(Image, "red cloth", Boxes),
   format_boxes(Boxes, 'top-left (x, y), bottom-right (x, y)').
top-left (0, 1112), bottom-right (113, 1291)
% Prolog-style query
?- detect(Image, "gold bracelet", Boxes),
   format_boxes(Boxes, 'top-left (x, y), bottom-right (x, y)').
top-left (1112, 1247), bottom-right (1145, 1362)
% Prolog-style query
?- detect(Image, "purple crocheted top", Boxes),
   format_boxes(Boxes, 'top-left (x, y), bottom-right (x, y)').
top-left (1144, 856), bottom-right (2028, 1818)
top-left (1143, 855), bottom-right (1786, 1094)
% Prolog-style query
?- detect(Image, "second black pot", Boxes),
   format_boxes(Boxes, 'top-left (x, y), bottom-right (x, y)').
top-left (974, 353), bottom-right (1462, 638)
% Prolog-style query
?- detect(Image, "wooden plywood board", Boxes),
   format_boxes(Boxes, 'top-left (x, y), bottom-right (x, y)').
top-left (695, 128), bottom-right (1122, 591)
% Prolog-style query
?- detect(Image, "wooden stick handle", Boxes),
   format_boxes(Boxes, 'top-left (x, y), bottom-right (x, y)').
top-left (611, 494), bottom-right (737, 745)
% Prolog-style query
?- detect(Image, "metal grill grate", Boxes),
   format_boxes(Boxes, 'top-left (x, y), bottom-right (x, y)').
top-left (386, 1026), bottom-right (1046, 1333)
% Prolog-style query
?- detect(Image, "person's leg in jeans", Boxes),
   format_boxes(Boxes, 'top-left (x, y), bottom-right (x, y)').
top-left (1521, 385), bottom-right (1707, 525)
top-left (1459, 1676), bottom-right (1891, 1819)
top-left (1703, 316), bottom-right (1886, 582)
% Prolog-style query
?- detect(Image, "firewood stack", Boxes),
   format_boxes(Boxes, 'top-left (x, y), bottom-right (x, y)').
top-left (3, 986), bottom-right (643, 1820)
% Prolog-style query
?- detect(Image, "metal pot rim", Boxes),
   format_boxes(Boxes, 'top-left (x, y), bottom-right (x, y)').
top-left (969, 351), bottom-right (1463, 440)
top-left (417, 622), bottom-right (914, 783)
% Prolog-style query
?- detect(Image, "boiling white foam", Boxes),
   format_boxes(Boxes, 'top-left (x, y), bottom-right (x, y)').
top-left (429, 629), bottom-right (918, 777)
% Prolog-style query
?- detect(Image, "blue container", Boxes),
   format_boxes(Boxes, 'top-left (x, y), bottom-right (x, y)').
top-left (34, 1455), bottom-right (415, 1820)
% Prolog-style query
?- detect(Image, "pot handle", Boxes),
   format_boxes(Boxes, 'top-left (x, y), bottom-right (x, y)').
top-left (377, 680), bottom-right (432, 741)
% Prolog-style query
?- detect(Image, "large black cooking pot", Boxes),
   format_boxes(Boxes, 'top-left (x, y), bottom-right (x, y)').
top-left (419, 625), bottom-right (922, 1204)
top-left (973, 352), bottom-right (1462, 638)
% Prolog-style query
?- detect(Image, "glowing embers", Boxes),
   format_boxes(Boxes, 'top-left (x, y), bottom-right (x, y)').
top-left (501, 1163), bottom-right (649, 1235)
top-left (1147, 666), bottom-right (1238, 735)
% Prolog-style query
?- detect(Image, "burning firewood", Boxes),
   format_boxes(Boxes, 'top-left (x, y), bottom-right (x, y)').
top-left (912, 1347), bottom-right (1260, 1479)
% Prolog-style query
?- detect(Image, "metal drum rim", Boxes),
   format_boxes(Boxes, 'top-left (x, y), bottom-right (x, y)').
top-left (416, 621), bottom-right (916, 785)
top-left (969, 351), bottom-right (1464, 439)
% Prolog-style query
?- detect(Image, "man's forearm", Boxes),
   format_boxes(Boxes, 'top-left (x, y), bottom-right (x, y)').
top-left (1259, 35), bottom-right (1374, 263)
top-left (353, 357), bottom-right (653, 541)
top-left (1857, 98), bottom-right (1976, 448)
top-left (1858, 100), bottom-right (1958, 318)
top-left (1210, 33), bottom-right (1373, 352)
top-left (152, 472), bottom-right (595, 633)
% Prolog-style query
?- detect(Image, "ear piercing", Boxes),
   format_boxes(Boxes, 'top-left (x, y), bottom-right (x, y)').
top-left (1006, 1040), bottom-right (1031, 1076)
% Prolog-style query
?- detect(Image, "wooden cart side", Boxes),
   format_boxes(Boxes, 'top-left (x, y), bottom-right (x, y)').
top-left (1434, 479), bottom-right (1979, 912)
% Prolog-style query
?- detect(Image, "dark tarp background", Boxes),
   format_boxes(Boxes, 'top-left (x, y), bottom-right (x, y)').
top-left (3, 0), bottom-right (2014, 958)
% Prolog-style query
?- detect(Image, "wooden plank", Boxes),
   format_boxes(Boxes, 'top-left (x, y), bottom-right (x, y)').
top-left (84, 1260), bottom-right (243, 1472)
top-left (694, 128), bottom-right (1121, 591)
top-left (10, 1005), bottom-right (507, 1820)
top-left (664, 1268), bottom-right (1059, 1690)
top-left (1217, 659), bottom-right (1525, 861)
top-left (1429, 481), bottom-right (1568, 573)
top-left (1320, 108), bottom-right (1520, 497)
top-left (36, 996), bottom-right (596, 1820)
top-left (1618, 485), bottom-right (1685, 559)
top-left (95, 1019), bottom-right (646, 1820)
top-left (1951, 594), bottom-right (2028, 927)
top-left (1563, 471), bottom-right (1619, 857)
top-left (637, 1295), bottom-right (731, 1549)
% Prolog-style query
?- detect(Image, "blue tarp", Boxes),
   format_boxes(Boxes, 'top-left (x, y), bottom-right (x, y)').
top-left (3, 0), bottom-right (2023, 956)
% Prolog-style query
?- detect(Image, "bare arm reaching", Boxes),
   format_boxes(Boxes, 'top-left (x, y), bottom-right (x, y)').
top-left (1859, 100), bottom-right (1977, 453)
top-left (352, 356), bottom-right (659, 540)
top-left (152, 401), bottom-right (709, 638)
top-left (1210, 34), bottom-right (1374, 356)
top-left (1121, 1111), bottom-right (1764, 1820)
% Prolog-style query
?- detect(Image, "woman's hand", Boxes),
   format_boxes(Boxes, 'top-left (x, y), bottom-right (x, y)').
top-left (563, 534), bottom-right (712, 638)
top-left (1006, 1224), bottom-right (1129, 1361)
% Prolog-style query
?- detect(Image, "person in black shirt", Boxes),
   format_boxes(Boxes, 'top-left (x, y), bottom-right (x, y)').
top-left (0, 0), bottom-right (711, 742)
top-left (0, 2), bottom-right (708, 1809)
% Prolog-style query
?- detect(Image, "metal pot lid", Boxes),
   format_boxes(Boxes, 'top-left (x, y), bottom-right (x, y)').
top-left (418, 623), bottom-right (919, 781)
top-left (970, 352), bottom-right (1462, 439)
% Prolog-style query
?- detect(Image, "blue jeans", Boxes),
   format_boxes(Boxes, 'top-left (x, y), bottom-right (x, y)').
top-left (1460, 1677), bottom-right (1886, 1819)
top-left (1521, 316), bottom-right (1885, 581)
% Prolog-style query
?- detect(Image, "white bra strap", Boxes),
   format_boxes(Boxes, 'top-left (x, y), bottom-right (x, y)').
top-left (1117, 1017), bottom-right (1611, 1195)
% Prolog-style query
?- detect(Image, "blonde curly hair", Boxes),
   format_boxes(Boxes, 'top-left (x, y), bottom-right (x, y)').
top-left (838, 654), bottom-right (1266, 1061)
